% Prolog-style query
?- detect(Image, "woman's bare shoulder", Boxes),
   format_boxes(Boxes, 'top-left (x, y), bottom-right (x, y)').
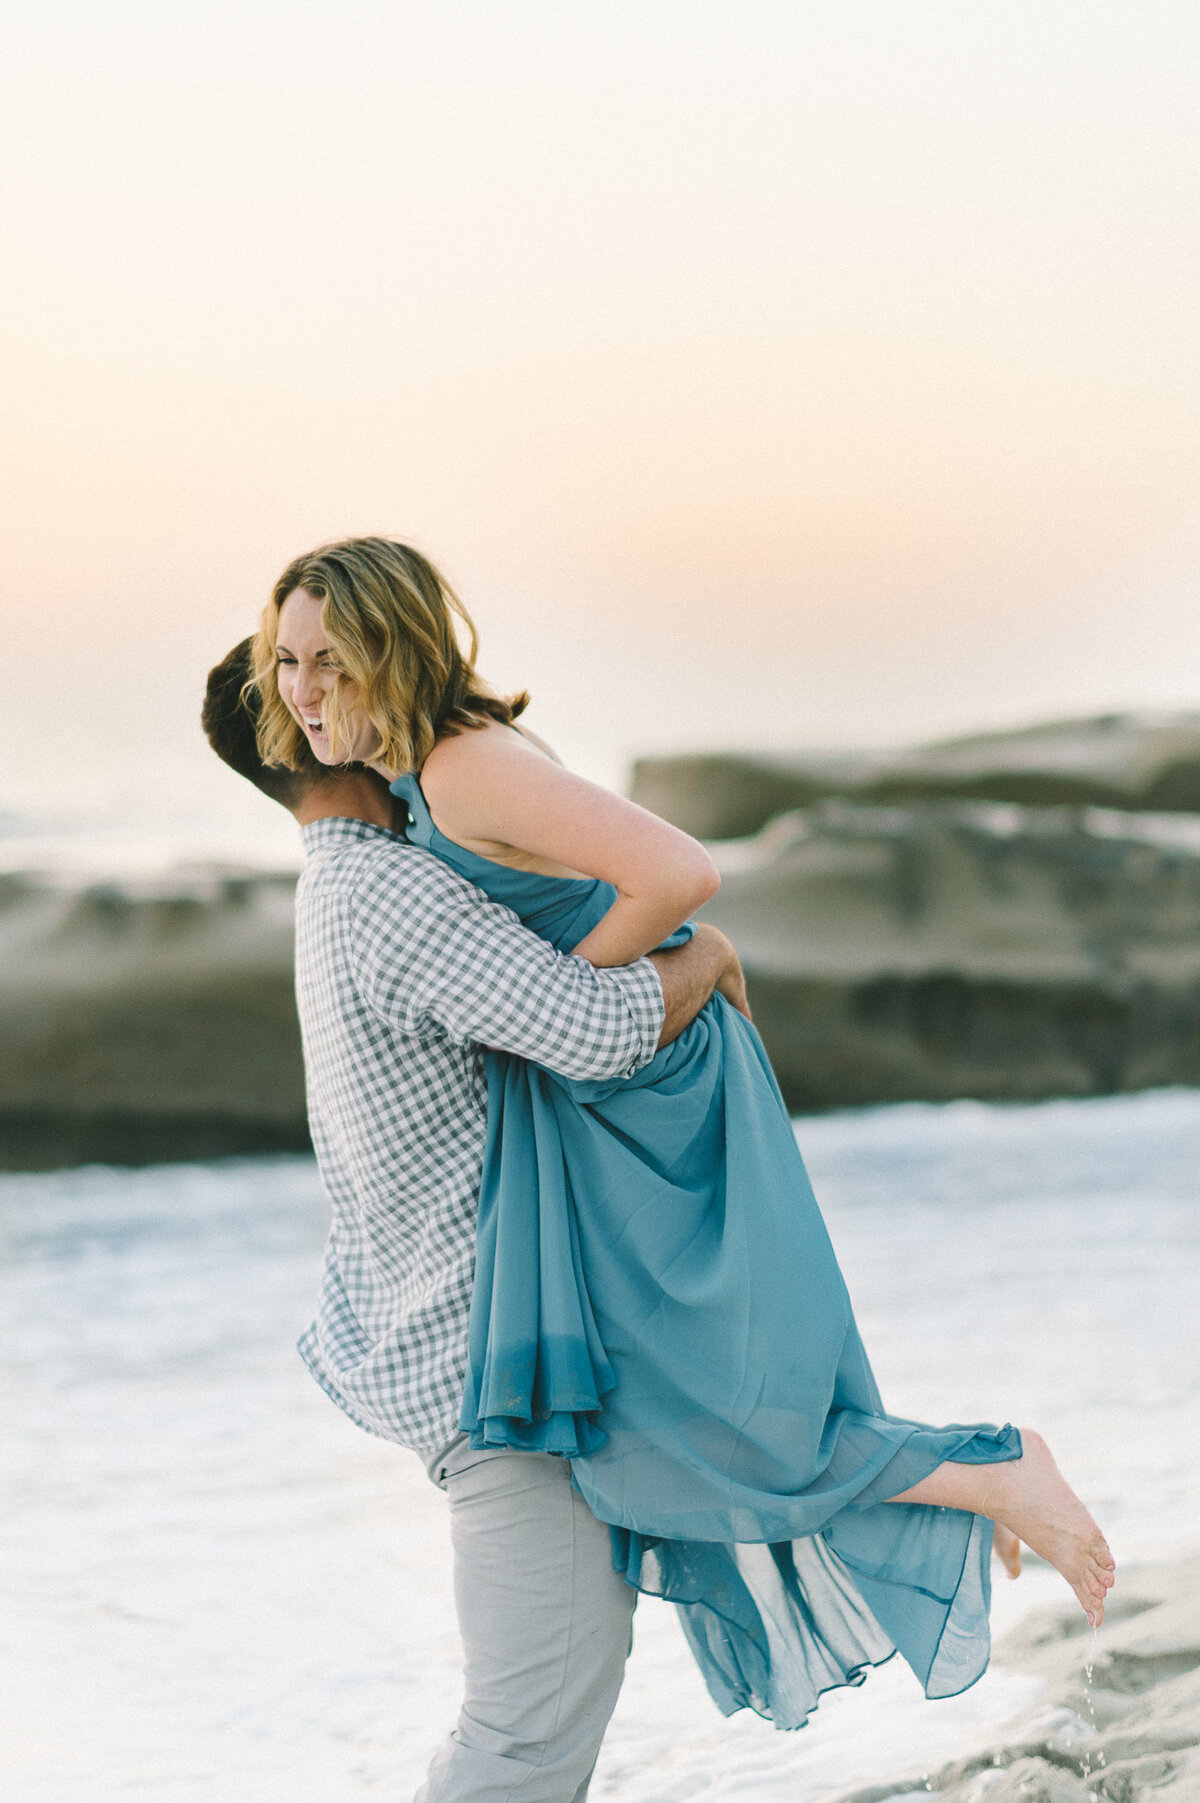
top-left (420, 719), bottom-right (548, 813)
top-left (512, 722), bottom-right (562, 765)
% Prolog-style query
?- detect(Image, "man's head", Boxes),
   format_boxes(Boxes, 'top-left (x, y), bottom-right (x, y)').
top-left (202, 639), bottom-right (316, 807)
top-left (202, 639), bottom-right (394, 827)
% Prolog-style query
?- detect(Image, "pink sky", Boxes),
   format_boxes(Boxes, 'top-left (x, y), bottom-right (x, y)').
top-left (3, 1), bottom-right (1199, 820)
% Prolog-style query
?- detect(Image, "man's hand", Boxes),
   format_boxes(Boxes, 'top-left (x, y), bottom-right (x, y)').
top-left (648, 923), bottom-right (751, 1048)
top-left (713, 936), bottom-right (751, 1020)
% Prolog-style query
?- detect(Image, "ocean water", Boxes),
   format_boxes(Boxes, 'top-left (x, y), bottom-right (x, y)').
top-left (2, 1089), bottom-right (1197, 1802)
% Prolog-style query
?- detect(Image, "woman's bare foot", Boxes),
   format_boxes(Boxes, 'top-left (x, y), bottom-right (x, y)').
top-left (888, 1429), bottom-right (1115, 1625)
top-left (982, 1431), bottom-right (1114, 1624)
top-left (993, 1522), bottom-right (1022, 1580)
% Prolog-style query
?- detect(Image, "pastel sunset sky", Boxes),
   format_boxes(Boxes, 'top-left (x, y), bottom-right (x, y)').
top-left (4, 1), bottom-right (1200, 825)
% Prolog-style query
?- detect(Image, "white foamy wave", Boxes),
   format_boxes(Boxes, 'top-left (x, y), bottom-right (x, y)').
top-left (2, 1090), bottom-right (1197, 1800)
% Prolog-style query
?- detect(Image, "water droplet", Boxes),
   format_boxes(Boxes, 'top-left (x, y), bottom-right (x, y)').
top-left (1079, 1620), bottom-right (1102, 1783)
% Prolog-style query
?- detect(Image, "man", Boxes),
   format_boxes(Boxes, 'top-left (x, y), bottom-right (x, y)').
top-left (202, 641), bottom-right (748, 1802)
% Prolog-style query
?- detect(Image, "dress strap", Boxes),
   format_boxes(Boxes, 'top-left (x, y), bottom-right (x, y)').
top-left (388, 771), bottom-right (433, 846)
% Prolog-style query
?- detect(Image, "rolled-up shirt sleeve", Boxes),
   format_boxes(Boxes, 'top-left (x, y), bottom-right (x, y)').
top-left (348, 850), bottom-right (664, 1081)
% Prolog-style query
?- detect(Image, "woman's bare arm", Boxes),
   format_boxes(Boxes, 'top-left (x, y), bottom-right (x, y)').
top-left (417, 723), bottom-right (721, 967)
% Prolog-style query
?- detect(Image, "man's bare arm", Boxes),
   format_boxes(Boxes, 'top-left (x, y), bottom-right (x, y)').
top-left (648, 924), bottom-right (750, 1048)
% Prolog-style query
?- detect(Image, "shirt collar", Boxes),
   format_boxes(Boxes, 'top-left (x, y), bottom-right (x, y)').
top-left (300, 815), bottom-right (407, 855)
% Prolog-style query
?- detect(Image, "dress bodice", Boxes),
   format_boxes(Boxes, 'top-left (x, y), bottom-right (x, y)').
top-left (390, 771), bottom-right (632, 952)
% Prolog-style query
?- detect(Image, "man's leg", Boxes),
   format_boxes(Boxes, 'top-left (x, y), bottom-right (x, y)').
top-left (416, 1438), bottom-right (637, 1803)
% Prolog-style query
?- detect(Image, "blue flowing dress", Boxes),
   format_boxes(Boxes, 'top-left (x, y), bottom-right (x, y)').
top-left (391, 770), bottom-right (1023, 1731)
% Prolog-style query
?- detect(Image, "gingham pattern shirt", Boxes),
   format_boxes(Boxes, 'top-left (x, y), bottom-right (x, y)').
top-left (293, 815), bottom-right (665, 1454)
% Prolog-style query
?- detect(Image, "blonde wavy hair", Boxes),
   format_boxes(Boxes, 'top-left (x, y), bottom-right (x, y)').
top-left (248, 537), bottom-right (528, 773)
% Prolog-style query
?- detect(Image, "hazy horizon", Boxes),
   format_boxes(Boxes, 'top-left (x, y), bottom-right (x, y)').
top-left (4, 2), bottom-right (1200, 824)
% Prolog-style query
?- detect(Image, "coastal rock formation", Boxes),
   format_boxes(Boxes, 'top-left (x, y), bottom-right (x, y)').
top-left (831, 1556), bottom-right (1200, 1803)
top-left (632, 713), bottom-right (1200, 840)
top-left (698, 802), bottom-right (1200, 1111)
top-left (0, 868), bottom-right (307, 1169)
top-left (5, 745), bottom-right (1200, 1165)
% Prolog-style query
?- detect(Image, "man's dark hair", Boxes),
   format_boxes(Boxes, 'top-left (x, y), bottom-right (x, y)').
top-left (201, 639), bottom-right (321, 807)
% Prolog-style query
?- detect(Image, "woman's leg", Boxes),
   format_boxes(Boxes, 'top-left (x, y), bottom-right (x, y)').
top-left (886, 1429), bottom-right (1115, 1624)
top-left (992, 1523), bottom-right (1022, 1580)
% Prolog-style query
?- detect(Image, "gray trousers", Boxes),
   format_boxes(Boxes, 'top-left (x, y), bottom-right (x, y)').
top-left (415, 1436), bottom-right (638, 1803)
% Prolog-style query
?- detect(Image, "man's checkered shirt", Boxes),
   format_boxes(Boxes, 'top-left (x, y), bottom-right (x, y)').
top-left (293, 815), bottom-right (666, 1455)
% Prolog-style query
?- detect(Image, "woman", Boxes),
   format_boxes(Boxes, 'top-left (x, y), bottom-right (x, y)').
top-left (249, 536), bottom-right (1114, 1729)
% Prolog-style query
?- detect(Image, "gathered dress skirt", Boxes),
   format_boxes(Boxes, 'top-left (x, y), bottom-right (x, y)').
top-left (391, 771), bottom-right (1022, 1730)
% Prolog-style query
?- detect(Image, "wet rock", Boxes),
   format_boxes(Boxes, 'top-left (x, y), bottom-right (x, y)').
top-left (832, 1559), bottom-right (1200, 1803)
top-left (6, 784), bottom-right (1200, 1164)
top-left (957, 1755), bottom-right (1097, 1803)
top-left (0, 869), bottom-right (307, 1169)
top-left (632, 714), bottom-right (1200, 840)
top-left (697, 804), bottom-right (1200, 1110)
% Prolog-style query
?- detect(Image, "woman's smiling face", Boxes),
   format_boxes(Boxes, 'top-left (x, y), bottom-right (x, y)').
top-left (275, 588), bottom-right (380, 764)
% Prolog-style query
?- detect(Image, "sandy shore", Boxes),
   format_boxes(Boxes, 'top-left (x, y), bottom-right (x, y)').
top-left (833, 1556), bottom-right (1200, 1803)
